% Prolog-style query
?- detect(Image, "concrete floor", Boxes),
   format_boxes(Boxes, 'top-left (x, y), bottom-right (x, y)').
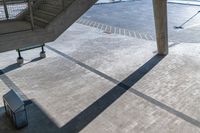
top-left (0, 23), bottom-right (200, 133)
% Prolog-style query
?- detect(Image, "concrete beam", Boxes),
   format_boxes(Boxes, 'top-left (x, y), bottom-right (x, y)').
top-left (153, 0), bottom-right (168, 55)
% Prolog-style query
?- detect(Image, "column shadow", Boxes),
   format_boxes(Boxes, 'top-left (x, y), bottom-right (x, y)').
top-left (0, 54), bottom-right (165, 133)
top-left (60, 54), bottom-right (165, 133)
top-left (1, 52), bottom-right (200, 132)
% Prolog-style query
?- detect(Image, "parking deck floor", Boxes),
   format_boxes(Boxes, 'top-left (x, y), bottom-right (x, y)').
top-left (0, 23), bottom-right (200, 133)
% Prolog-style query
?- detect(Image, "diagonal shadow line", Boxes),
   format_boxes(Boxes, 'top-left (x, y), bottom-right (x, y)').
top-left (1, 63), bottom-right (20, 74)
top-left (0, 70), bottom-right (28, 100)
top-left (59, 55), bottom-right (165, 133)
top-left (46, 45), bottom-right (119, 84)
top-left (0, 56), bottom-right (45, 100)
top-left (0, 57), bottom-right (43, 75)
top-left (46, 46), bottom-right (200, 132)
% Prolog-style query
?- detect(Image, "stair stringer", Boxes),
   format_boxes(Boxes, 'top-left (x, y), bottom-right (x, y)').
top-left (0, 0), bottom-right (97, 53)
top-left (0, 28), bottom-right (54, 53)
top-left (46, 0), bottom-right (98, 40)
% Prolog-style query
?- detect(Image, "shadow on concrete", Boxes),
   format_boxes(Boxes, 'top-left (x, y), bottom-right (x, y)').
top-left (0, 55), bottom-right (165, 133)
top-left (0, 107), bottom-right (15, 131)
top-left (1, 48), bottom-right (200, 132)
top-left (47, 46), bottom-right (200, 131)
top-left (0, 69), bottom-right (28, 100)
top-left (0, 57), bottom-right (44, 100)
top-left (0, 101), bottom-right (59, 133)
top-left (60, 54), bottom-right (200, 132)
top-left (0, 63), bottom-right (20, 75)
top-left (0, 57), bottom-right (43, 75)
top-left (23, 57), bottom-right (44, 66)
top-left (60, 54), bottom-right (165, 132)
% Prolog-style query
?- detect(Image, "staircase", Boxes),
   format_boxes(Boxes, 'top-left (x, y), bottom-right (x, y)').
top-left (25, 0), bottom-right (64, 28)
top-left (0, 0), bottom-right (97, 52)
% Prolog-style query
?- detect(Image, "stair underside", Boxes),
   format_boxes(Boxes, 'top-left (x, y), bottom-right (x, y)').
top-left (0, 0), bottom-right (98, 53)
top-left (0, 21), bottom-right (33, 35)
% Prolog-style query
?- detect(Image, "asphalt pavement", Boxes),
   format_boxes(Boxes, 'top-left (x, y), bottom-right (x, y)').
top-left (82, 0), bottom-right (200, 43)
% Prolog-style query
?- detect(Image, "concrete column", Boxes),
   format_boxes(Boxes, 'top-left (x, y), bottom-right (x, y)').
top-left (153, 0), bottom-right (168, 55)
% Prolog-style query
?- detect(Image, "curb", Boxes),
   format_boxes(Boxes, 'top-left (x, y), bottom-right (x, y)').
top-left (95, 0), bottom-right (136, 5)
top-left (168, 0), bottom-right (200, 6)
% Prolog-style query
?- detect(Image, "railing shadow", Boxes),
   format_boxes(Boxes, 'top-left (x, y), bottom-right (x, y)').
top-left (0, 57), bottom-right (43, 75)
top-left (0, 63), bottom-right (20, 74)
top-left (23, 57), bottom-right (43, 66)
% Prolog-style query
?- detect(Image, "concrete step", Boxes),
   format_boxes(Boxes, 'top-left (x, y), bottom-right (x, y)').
top-left (39, 3), bottom-right (62, 14)
top-left (37, 9), bottom-right (57, 17)
top-left (25, 15), bottom-right (49, 27)
top-left (34, 10), bottom-right (55, 21)
top-left (42, 3), bottom-right (62, 10)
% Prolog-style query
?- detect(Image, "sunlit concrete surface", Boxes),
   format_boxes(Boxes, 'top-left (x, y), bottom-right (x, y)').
top-left (0, 23), bottom-right (200, 132)
top-left (169, 0), bottom-right (200, 6)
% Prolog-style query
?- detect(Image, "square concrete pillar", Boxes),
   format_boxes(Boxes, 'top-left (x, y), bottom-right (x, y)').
top-left (153, 0), bottom-right (168, 55)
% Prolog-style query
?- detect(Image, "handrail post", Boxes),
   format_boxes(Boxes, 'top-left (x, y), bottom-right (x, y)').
top-left (2, 0), bottom-right (9, 20)
top-left (28, 0), bottom-right (34, 30)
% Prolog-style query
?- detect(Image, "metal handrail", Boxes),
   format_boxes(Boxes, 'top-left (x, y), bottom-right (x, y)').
top-left (28, 0), bottom-right (34, 29)
top-left (0, 0), bottom-right (67, 34)
top-left (0, 0), bottom-right (29, 20)
top-left (0, 0), bottom-right (26, 4)
top-left (2, 0), bottom-right (9, 19)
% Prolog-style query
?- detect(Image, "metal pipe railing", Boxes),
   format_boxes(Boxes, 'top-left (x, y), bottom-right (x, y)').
top-left (2, 0), bottom-right (9, 19)
top-left (28, 0), bottom-right (34, 29)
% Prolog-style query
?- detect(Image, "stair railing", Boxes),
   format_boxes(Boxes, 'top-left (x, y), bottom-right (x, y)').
top-left (28, 0), bottom-right (34, 30)
top-left (2, 0), bottom-right (9, 19)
